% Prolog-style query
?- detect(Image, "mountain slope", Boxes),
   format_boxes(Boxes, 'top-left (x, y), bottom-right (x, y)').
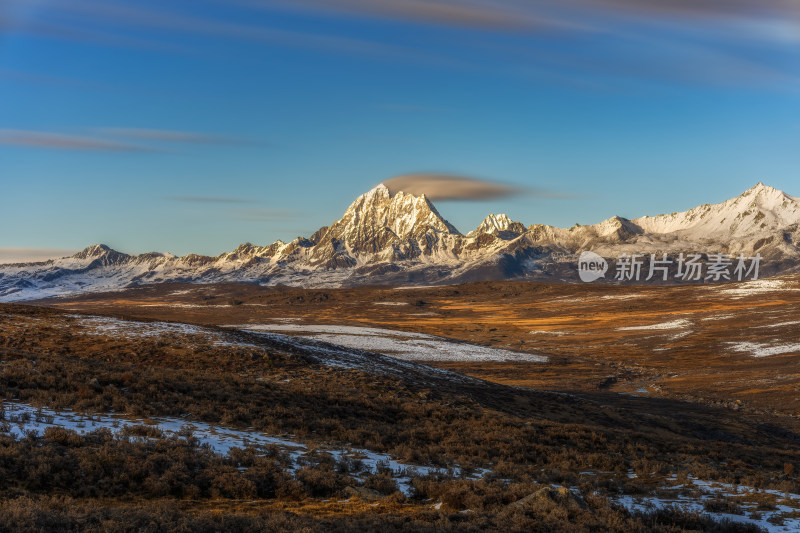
top-left (1, 182), bottom-right (799, 300)
top-left (307, 184), bottom-right (462, 267)
top-left (633, 183), bottom-right (800, 240)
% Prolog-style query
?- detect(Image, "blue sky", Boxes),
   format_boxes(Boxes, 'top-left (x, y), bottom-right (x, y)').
top-left (1, 0), bottom-right (799, 260)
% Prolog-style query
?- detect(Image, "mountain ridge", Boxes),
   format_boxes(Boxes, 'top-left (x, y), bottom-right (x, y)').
top-left (2, 182), bottom-right (799, 300)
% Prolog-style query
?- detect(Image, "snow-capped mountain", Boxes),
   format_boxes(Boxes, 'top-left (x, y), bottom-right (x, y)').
top-left (307, 185), bottom-right (461, 265)
top-left (633, 183), bottom-right (800, 239)
top-left (469, 214), bottom-right (527, 237)
top-left (1, 182), bottom-right (799, 301)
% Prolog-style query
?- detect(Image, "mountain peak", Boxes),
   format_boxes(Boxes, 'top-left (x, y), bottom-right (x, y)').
top-left (68, 244), bottom-right (130, 266)
top-left (364, 183), bottom-right (391, 201)
top-left (72, 244), bottom-right (114, 259)
top-left (483, 213), bottom-right (512, 227)
top-left (342, 185), bottom-right (459, 237)
top-left (470, 213), bottom-right (525, 236)
top-left (742, 181), bottom-right (774, 195)
top-left (739, 182), bottom-right (787, 202)
top-left (633, 182), bottom-right (798, 237)
top-left (305, 185), bottom-right (460, 259)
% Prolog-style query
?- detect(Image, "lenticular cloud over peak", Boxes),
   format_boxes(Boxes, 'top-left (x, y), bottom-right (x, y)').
top-left (381, 173), bottom-right (522, 202)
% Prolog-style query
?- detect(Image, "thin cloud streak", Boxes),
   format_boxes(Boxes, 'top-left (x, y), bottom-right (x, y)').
top-left (0, 248), bottom-right (78, 264)
top-left (3, 0), bottom-right (795, 93)
top-left (495, 31), bottom-right (799, 89)
top-left (3, 0), bottom-right (425, 63)
top-left (165, 197), bottom-right (300, 221)
top-left (255, 0), bottom-right (799, 39)
top-left (232, 207), bottom-right (299, 222)
top-left (0, 129), bottom-right (159, 152)
top-left (585, 0), bottom-right (800, 20)
top-left (168, 196), bottom-right (253, 204)
top-left (233, 0), bottom-right (800, 89)
top-left (0, 11), bottom-right (194, 55)
top-left (383, 173), bottom-right (539, 202)
top-left (373, 103), bottom-right (448, 113)
top-left (0, 127), bottom-right (250, 153)
top-left (245, 0), bottom-right (537, 31)
top-left (0, 69), bottom-right (90, 88)
top-left (97, 128), bottom-right (234, 144)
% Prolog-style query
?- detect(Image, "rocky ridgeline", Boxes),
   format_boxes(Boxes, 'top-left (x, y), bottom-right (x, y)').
top-left (1, 182), bottom-right (799, 300)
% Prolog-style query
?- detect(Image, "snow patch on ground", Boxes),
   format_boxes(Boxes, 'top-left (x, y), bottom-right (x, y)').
top-left (612, 475), bottom-right (800, 532)
top-left (164, 304), bottom-right (233, 309)
top-left (68, 315), bottom-right (261, 349)
top-left (725, 341), bottom-right (800, 358)
top-left (1, 401), bottom-right (304, 456)
top-left (715, 279), bottom-right (800, 298)
top-left (239, 330), bottom-right (487, 386)
top-left (701, 314), bottom-right (735, 321)
top-left (599, 294), bottom-right (646, 300)
top-left (618, 319), bottom-right (692, 331)
top-left (229, 324), bottom-right (547, 363)
top-left (759, 320), bottom-right (800, 328)
top-left (0, 401), bottom-right (485, 496)
top-left (72, 315), bottom-right (206, 337)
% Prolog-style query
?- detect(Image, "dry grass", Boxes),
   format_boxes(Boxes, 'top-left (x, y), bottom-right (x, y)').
top-left (41, 277), bottom-right (800, 418)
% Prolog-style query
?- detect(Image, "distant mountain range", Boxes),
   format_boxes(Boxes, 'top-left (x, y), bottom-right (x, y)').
top-left (2, 182), bottom-right (799, 301)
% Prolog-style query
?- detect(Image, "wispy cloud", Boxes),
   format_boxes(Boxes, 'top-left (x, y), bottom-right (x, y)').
top-left (254, 0), bottom-right (800, 40)
top-left (2, 0), bottom-right (420, 62)
top-left (250, 0), bottom-right (538, 31)
top-left (0, 129), bottom-right (158, 152)
top-left (382, 173), bottom-right (568, 202)
top-left (0, 69), bottom-right (93, 88)
top-left (96, 128), bottom-right (233, 144)
top-left (230, 0), bottom-right (800, 91)
top-left (586, 0), bottom-right (800, 21)
top-left (3, 0), bottom-right (795, 90)
top-left (0, 248), bottom-right (78, 264)
top-left (232, 207), bottom-right (299, 222)
top-left (168, 195), bottom-right (253, 204)
top-left (166, 196), bottom-right (299, 221)
top-left (373, 103), bottom-right (447, 113)
top-left (0, 127), bottom-right (246, 153)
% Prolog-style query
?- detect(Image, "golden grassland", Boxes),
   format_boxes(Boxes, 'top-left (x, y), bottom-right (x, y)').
top-left (42, 277), bottom-right (800, 418)
top-left (1, 301), bottom-right (798, 530)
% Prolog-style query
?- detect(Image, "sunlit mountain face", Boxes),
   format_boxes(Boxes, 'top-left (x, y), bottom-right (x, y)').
top-left (2, 182), bottom-right (798, 301)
